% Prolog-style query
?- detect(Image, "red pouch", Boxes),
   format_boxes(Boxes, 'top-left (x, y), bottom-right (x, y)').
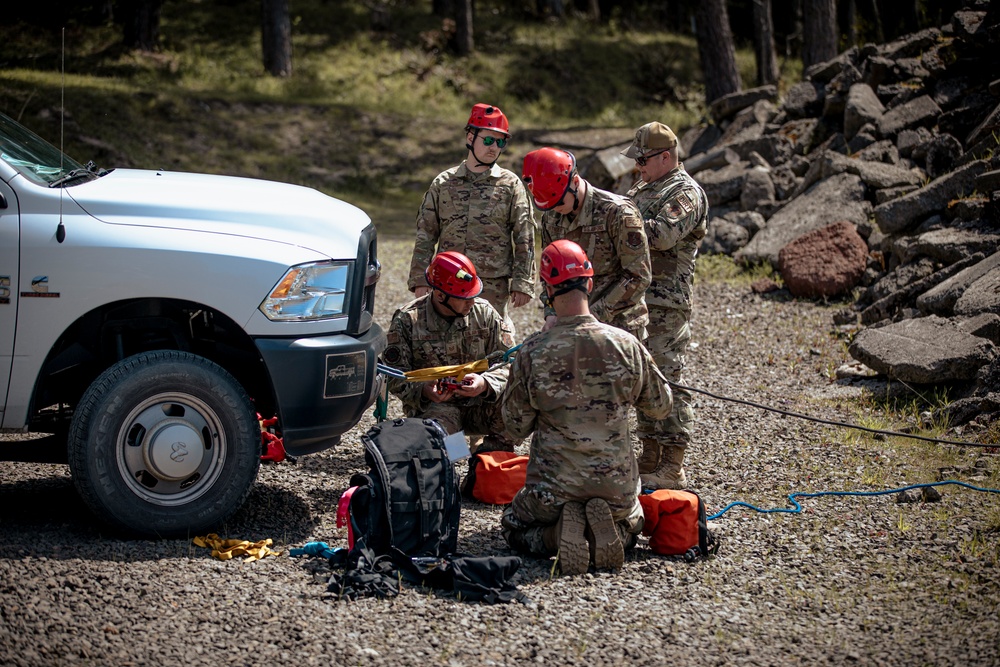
top-left (639, 489), bottom-right (716, 559)
top-left (463, 451), bottom-right (529, 505)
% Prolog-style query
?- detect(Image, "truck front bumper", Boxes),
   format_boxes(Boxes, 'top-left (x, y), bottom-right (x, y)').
top-left (254, 323), bottom-right (386, 456)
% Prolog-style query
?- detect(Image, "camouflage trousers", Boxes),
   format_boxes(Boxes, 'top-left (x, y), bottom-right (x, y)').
top-left (407, 400), bottom-right (520, 451)
top-left (478, 275), bottom-right (517, 340)
top-left (636, 306), bottom-right (694, 448)
top-left (500, 485), bottom-right (644, 557)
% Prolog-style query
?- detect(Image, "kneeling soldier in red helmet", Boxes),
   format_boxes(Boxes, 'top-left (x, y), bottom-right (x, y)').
top-left (384, 251), bottom-right (519, 453)
top-left (500, 240), bottom-right (672, 575)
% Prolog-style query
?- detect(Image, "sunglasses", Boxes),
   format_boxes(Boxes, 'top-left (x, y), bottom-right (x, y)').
top-left (481, 135), bottom-right (508, 148)
top-left (635, 149), bottom-right (667, 166)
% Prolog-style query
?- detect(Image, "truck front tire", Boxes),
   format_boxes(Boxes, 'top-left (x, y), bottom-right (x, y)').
top-left (68, 351), bottom-right (261, 538)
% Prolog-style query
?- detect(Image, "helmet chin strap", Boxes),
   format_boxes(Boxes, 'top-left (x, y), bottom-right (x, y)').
top-left (467, 130), bottom-right (498, 169)
top-left (438, 292), bottom-right (466, 319)
top-left (555, 178), bottom-right (581, 213)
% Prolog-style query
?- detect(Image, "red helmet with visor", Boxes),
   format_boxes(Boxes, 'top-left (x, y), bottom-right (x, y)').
top-left (425, 251), bottom-right (483, 299)
top-left (466, 103), bottom-right (510, 136)
top-left (540, 239), bottom-right (594, 286)
top-left (521, 147), bottom-right (576, 210)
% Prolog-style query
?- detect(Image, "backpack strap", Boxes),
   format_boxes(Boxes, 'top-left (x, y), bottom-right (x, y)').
top-left (337, 486), bottom-right (359, 550)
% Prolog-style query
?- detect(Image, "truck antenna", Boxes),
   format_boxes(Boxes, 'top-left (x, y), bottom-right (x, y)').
top-left (57, 26), bottom-right (66, 243)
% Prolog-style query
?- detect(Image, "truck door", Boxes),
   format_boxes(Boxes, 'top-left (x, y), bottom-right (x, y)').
top-left (0, 179), bottom-right (18, 426)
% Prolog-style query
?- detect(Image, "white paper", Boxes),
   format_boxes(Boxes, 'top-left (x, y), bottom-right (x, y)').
top-left (443, 430), bottom-right (471, 462)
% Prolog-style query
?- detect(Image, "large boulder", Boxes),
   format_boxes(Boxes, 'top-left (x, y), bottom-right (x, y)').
top-left (736, 173), bottom-right (871, 266)
top-left (777, 221), bottom-right (868, 298)
top-left (954, 262), bottom-right (1000, 317)
top-left (873, 160), bottom-right (989, 234)
top-left (849, 315), bottom-right (997, 383)
top-left (694, 162), bottom-right (748, 206)
top-left (918, 253), bottom-right (1000, 316)
top-left (700, 219), bottom-right (750, 256)
top-left (709, 85), bottom-right (778, 123)
top-left (877, 95), bottom-right (942, 138)
top-left (844, 83), bottom-right (885, 140)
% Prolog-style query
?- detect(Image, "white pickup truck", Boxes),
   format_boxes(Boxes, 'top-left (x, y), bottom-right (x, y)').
top-left (0, 111), bottom-right (386, 537)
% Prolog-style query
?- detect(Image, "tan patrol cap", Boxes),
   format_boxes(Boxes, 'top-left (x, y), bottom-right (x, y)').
top-left (622, 122), bottom-right (678, 159)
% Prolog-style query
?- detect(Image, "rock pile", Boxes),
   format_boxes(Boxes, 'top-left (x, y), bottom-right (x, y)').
top-left (681, 2), bottom-right (1000, 430)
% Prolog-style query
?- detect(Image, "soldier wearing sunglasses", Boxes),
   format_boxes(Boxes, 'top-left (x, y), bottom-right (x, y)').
top-left (408, 103), bottom-right (536, 334)
top-left (621, 122), bottom-right (709, 492)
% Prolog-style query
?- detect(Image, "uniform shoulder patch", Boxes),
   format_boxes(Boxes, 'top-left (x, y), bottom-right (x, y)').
top-left (383, 345), bottom-right (402, 365)
top-left (627, 230), bottom-right (645, 249)
top-left (675, 191), bottom-right (695, 215)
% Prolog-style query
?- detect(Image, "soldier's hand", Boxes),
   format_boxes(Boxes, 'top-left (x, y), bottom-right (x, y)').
top-left (422, 381), bottom-right (453, 403)
top-left (510, 291), bottom-right (532, 308)
top-left (452, 373), bottom-right (487, 398)
top-left (414, 286), bottom-right (432, 298)
top-left (542, 315), bottom-right (558, 332)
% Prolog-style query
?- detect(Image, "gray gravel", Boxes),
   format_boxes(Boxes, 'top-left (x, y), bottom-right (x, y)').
top-left (1, 236), bottom-right (998, 666)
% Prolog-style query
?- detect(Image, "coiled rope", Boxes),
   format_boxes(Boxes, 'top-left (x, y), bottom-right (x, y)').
top-left (707, 480), bottom-right (1000, 521)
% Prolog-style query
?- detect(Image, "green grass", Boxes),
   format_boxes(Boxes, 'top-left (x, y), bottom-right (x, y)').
top-left (1, 0), bottom-right (789, 237)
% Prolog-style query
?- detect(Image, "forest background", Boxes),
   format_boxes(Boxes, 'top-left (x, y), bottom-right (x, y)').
top-left (0, 0), bottom-right (969, 236)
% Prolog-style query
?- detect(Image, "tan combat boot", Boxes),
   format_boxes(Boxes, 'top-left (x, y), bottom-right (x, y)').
top-left (555, 502), bottom-right (590, 575)
top-left (637, 438), bottom-right (661, 475)
top-left (585, 498), bottom-right (624, 570)
top-left (640, 445), bottom-right (687, 490)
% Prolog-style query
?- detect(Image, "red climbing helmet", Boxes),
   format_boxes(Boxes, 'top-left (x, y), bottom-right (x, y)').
top-left (521, 147), bottom-right (577, 210)
top-left (540, 239), bottom-right (594, 286)
top-left (425, 251), bottom-right (483, 299)
top-left (466, 103), bottom-right (510, 136)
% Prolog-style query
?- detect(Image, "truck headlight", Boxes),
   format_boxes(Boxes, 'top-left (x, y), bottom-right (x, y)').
top-left (260, 261), bottom-right (350, 321)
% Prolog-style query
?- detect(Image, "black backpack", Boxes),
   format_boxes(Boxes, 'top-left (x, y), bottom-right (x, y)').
top-left (347, 418), bottom-right (461, 559)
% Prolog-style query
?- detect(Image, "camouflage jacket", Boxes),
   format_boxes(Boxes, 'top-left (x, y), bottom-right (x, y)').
top-left (627, 164), bottom-right (709, 311)
top-left (540, 182), bottom-right (651, 331)
top-left (408, 162), bottom-right (536, 295)
top-left (383, 295), bottom-right (514, 414)
top-left (501, 314), bottom-right (671, 511)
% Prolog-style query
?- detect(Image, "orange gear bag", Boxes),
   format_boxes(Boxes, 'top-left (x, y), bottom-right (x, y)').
top-left (462, 451), bottom-right (529, 505)
top-left (639, 489), bottom-right (718, 560)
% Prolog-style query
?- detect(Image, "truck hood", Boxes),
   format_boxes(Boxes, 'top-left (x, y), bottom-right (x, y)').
top-left (68, 168), bottom-right (372, 259)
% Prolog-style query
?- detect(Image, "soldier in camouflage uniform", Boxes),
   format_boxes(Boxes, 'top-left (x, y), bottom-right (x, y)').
top-left (622, 122), bottom-right (709, 490)
top-left (408, 103), bottom-right (536, 327)
top-left (521, 147), bottom-right (651, 339)
top-left (500, 240), bottom-right (671, 575)
top-left (385, 251), bottom-right (519, 452)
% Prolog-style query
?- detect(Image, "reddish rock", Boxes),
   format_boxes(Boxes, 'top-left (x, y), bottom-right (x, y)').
top-left (778, 221), bottom-right (869, 298)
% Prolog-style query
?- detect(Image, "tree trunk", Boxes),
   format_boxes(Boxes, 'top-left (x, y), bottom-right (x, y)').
top-left (453, 0), bottom-right (474, 56)
top-left (752, 0), bottom-right (780, 85)
top-left (802, 0), bottom-right (838, 70)
top-left (846, 0), bottom-right (857, 47)
top-left (261, 0), bottom-right (292, 77)
top-left (694, 0), bottom-right (742, 104)
top-left (120, 0), bottom-right (164, 52)
top-left (433, 0), bottom-right (454, 17)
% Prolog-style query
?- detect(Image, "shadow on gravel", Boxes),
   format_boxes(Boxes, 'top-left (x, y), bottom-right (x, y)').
top-left (0, 474), bottom-right (315, 560)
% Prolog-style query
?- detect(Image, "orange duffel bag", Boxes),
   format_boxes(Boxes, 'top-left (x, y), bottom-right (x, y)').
top-left (638, 489), bottom-right (718, 560)
top-left (461, 451), bottom-right (529, 505)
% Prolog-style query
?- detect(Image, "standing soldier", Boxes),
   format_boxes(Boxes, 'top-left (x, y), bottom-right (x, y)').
top-left (408, 103), bottom-right (536, 330)
top-left (622, 122), bottom-right (709, 490)
top-left (500, 240), bottom-right (671, 575)
top-left (521, 147), bottom-right (651, 339)
top-left (385, 251), bottom-right (519, 453)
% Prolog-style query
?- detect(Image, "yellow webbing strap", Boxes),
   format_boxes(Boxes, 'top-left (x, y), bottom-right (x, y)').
top-left (402, 358), bottom-right (490, 383)
top-left (192, 534), bottom-right (282, 562)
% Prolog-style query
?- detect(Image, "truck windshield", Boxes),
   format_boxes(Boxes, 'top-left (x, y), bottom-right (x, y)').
top-left (0, 111), bottom-right (92, 187)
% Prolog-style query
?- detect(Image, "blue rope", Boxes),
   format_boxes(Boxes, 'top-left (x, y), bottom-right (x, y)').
top-left (707, 480), bottom-right (1000, 521)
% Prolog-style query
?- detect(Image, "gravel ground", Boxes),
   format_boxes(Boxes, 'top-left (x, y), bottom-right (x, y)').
top-left (1, 236), bottom-right (998, 667)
